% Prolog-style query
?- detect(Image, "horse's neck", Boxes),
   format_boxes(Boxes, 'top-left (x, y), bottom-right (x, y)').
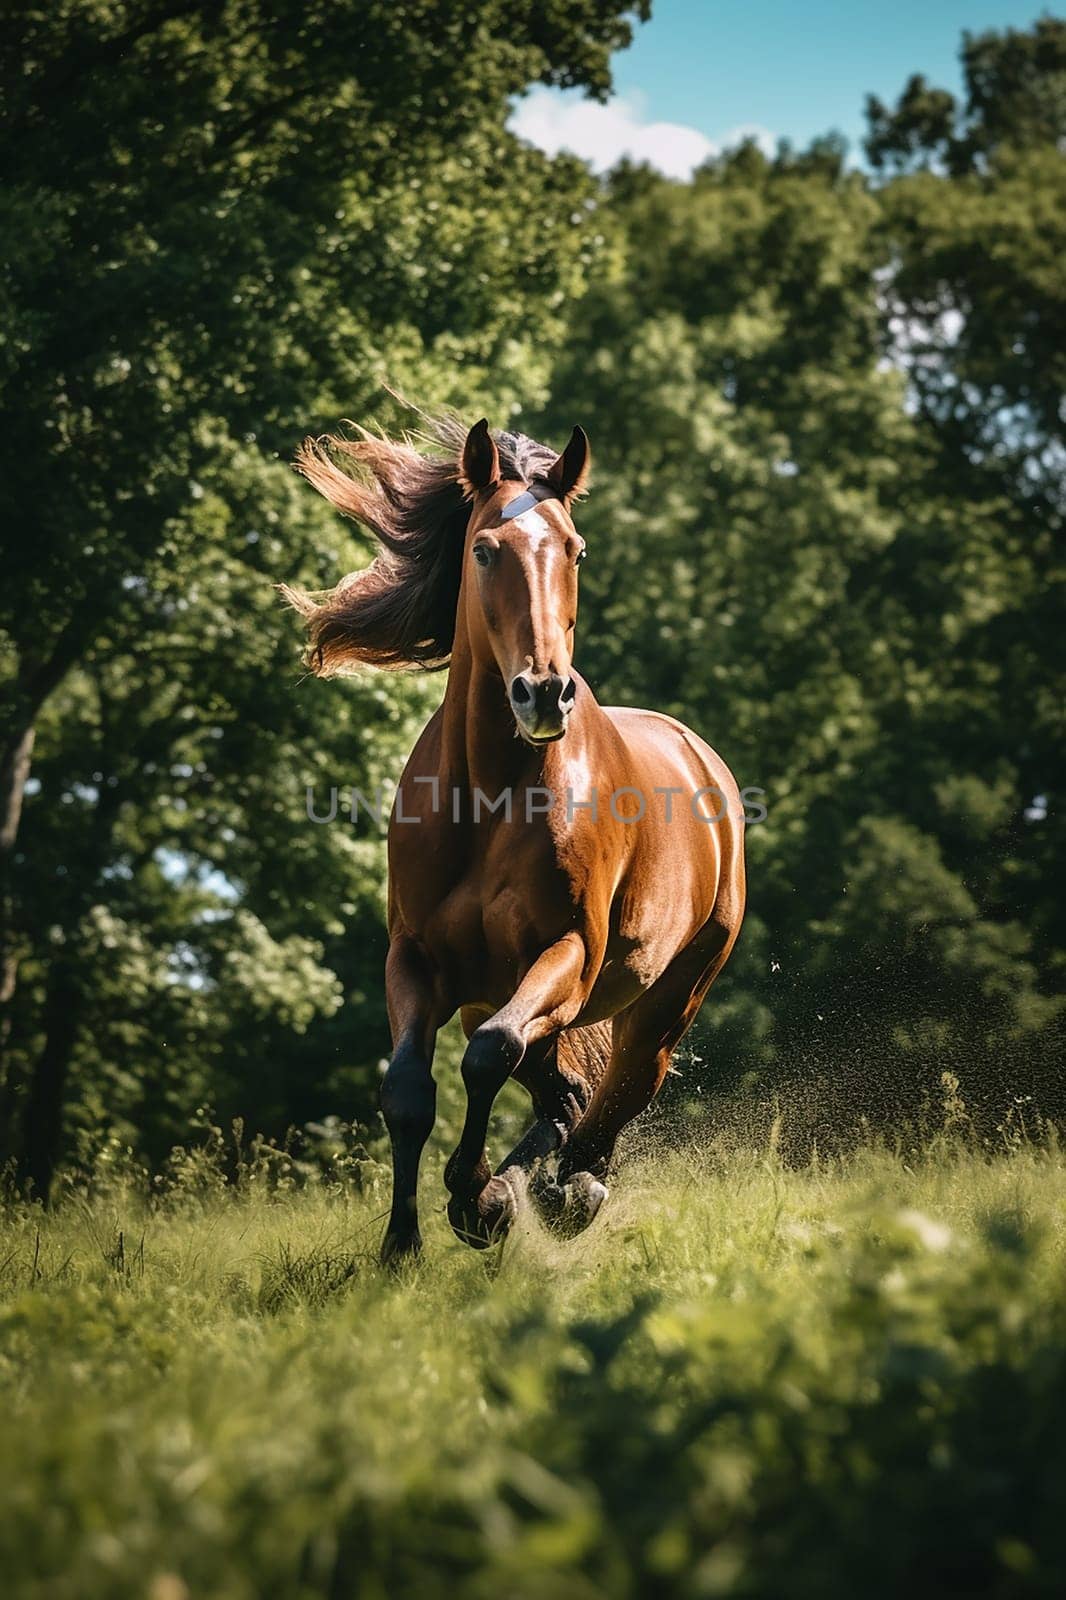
top-left (440, 631), bottom-right (526, 797)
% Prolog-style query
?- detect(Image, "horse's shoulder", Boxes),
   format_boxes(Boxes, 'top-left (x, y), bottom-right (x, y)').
top-left (602, 706), bottom-right (689, 736)
top-left (601, 705), bottom-right (739, 795)
top-left (401, 702), bottom-right (445, 768)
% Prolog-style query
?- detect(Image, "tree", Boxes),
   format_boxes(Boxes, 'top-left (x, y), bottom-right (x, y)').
top-left (530, 25), bottom-right (1064, 1131)
top-left (0, 0), bottom-right (647, 1190)
top-left (4, 11), bottom-right (1061, 1183)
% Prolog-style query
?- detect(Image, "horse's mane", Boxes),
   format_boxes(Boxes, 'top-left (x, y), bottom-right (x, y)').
top-left (280, 412), bottom-right (559, 674)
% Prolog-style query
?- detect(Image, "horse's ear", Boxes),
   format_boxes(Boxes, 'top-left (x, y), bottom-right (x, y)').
top-left (546, 425), bottom-right (591, 505)
top-left (461, 418), bottom-right (501, 495)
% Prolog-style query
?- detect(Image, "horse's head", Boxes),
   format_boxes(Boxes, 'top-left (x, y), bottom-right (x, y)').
top-left (460, 419), bottom-right (590, 745)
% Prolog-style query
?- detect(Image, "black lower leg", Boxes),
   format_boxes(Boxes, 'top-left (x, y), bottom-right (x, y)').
top-left (445, 1024), bottom-right (524, 1246)
top-left (380, 1040), bottom-right (436, 1262)
top-left (500, 1042), bottom-right (592, 1178)
top-left (532, 1119), bottom-right (613, 1237)
top-left (557, 1126), bottom-right (613, 1185)
top-left (445, 1025), bottom-right (523, 1197)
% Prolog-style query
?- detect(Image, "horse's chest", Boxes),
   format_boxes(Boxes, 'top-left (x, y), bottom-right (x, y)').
top-left (413, 830), bottom-right (578, 1006)
top-left (418, 882), bottom-right (520, 1006)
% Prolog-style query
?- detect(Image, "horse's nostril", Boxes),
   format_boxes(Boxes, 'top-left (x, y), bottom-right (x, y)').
top-left (511, 676), bottom-right (533, 706)
top-left (561, 677), bottom-right (577, 707)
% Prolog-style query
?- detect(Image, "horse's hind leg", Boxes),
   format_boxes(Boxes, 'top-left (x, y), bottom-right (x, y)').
top-left (495, 1033), bottom-right (598, 1180)
top-left (556, 1036), bottom-right (673, 1196)
top-left (530, 1022), bottom-right (670, 1238)
top-left (557, 921), bottom-right (734, 1219)
top-left (496, 1024), bottom-right (608, 1231)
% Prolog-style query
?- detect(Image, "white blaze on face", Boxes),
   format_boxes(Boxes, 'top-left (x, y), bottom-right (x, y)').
top-left (511, 508), bottom-right (552, 549)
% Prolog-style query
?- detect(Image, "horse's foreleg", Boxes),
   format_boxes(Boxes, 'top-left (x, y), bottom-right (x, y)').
top-left (380, 937), bottom-right (442, 1265)
top-left (445, 934), bottom-right (586, 1247)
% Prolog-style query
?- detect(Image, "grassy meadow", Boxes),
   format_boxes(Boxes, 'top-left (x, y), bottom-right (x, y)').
top-left (1, 1092), bottom-right (1065, 1600)
top-left (3, 12), bottom-right (1063, 1600)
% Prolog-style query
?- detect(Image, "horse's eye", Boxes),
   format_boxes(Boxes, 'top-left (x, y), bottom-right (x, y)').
top-left (473, 544), bottom-right (493, 568)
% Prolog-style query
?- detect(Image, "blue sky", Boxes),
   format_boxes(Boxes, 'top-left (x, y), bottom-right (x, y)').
top-left (511, 1), bottom-right (1050, 176)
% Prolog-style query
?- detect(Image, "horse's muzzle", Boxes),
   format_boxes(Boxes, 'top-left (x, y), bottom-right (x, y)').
top-left (509, 672), bottom-right (576, 743)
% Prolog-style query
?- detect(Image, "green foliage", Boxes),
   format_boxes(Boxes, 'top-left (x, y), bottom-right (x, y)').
top-left (1, 1136), bottom-right (1064, 1596)
top-left (530, 25), bottom-right (1065, 1120)
top-left (1, 12), bottom-right (1063, 1185)
top-left (0, 13), bottom-right (1062, 1592)
top-left (0, 0), bottom-right (639, 1181)
top-left (866, 17), bottom-right (1066, 172)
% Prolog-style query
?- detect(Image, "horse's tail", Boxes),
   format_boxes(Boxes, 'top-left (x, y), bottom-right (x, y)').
top-left (558, 1019), bottom-right (612, 1093)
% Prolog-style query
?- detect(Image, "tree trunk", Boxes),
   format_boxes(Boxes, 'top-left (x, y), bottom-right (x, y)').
top-left (0, 720), bottom-right (36, 1117)
top-left (0, 720), bottom-right (36, 858)
top-left (1, 630), bottom-right (87, 1103)
top-left (20, 958), bottom-right (82, 1202)
top-left (1, 623), bottom-right (113, 1180)
top-left (1, 716), bottom-right (36, 979)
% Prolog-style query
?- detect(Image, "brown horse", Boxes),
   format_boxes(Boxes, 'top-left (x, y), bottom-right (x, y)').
top-left (283, 411), bottom-right (745, 1261)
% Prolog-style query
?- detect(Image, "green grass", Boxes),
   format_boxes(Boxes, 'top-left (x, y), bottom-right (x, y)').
top-left (2, 1126), bottom-right (1065, 1599)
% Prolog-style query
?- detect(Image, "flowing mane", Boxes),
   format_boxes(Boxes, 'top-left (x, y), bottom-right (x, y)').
top-left (280, 412), bottom-right (559, 674)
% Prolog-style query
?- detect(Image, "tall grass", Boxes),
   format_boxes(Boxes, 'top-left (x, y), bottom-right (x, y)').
top-left (1, 1111), bottom-right (1064, 1598)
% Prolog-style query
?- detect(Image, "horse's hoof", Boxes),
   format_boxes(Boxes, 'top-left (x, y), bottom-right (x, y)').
top-left (479, 1174), bottom-right (518, 1235)
top-left (447, 1194), bottom-right (491, 1249)
top-left (534, 1170), bottom-right (608, 1237)
top-left (447, 1176), bottom-right (515, 1250)
top-left (380, 1229), bottom-right (422, 1268)
top-left (575, 1171), bottom-right (609, 1219)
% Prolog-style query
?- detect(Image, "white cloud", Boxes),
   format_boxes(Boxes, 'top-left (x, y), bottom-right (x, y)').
top-left (509, 88), bottom-right (775, 181)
